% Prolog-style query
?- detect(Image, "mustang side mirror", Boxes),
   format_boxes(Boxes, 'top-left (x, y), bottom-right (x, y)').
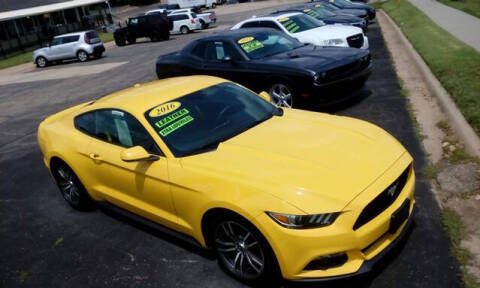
top-left (121, 146), bottom-right (159, 162)
top-left (259, 91), bottom-right (272, 103)
top-left (221, 55), bottom-right (233, 63)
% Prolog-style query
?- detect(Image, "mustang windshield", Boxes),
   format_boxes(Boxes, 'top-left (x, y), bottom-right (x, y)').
top-left (277, 14), bottom-right (324, 34)
top-left (236, 31), bottom-right (303, 59)
top-left (145, 82), bottom-right (277, 157)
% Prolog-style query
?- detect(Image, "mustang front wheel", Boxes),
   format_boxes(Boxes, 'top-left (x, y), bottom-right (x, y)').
top-left (52, 162), bottom-right (93, 210)
top-left (213, 215), bottom-right (279, 284)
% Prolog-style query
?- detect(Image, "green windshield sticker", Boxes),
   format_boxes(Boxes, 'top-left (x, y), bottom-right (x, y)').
top-left (154, 108), bottom-right (189, 129)
top-left (240, 39), bottom-right (264, 53)
top-left (306, 9), bottom-right (320, 18)
top-left (159, 115), bottom-right (194, 137)
top-left (280, 19), bottom-right (301, 33)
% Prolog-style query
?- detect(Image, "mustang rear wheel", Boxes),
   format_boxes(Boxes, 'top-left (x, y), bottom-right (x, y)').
top-left (52, 162), bottom-right (93, 210)
top-left (213, 215), bottom-right (280, 284)
top-left (269, 83), bottom-right (293, 108)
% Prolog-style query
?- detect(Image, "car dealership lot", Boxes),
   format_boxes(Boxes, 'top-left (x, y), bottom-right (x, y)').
top-left (0, 4), bottom-right (461, 288)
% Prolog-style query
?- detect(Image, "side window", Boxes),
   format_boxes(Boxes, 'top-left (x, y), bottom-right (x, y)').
top-left (75, 110), bottom-right (162, 155)
top-left (64, 35), bottom-right (80, 43)
top-left (129, 18), bottom-right (139, 25)
top-left (138, 17), bottom-right (147, 25)
top-left (50, 37), bottom-right (63, 46)
top-left (240, 21), bottom-right (258, 28)
top-left (180, 15), bottom-right (188, 20)
top-left (258, 21), bottom-right (281, 30)
top-left (223, 42), bottom-right (242, 61)
top-left (203, 41), bottom-right (241, 61)
top-left (191, 41), bottom-right (207, 59)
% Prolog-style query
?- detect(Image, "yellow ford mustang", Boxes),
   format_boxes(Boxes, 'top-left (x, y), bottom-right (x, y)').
top-left (38, 76), bottom-right (415, 284)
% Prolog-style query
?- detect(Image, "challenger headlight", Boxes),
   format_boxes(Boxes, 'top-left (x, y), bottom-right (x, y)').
top-left (313, 72), bottom-right (327, 84)
top-left (267, 212), bottom-right (340, 229)
top-left (323, 38), bottom-right (345, 46)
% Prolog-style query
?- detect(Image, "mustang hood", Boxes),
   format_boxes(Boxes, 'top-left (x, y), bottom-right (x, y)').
top-left (262, 45), bottom-right (368, 73)
top-left (182, 109), bottom-right (406, 214)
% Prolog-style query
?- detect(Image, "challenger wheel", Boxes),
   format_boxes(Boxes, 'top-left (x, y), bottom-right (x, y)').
top-left (213, 215), bottom-right (280, 284)
top-left (269, 83), bottom-right (294, 108)
top-left (115, 36), bottom-right (126, 46)
top-left (36, 56), bottom-right (48, 68)
top-left (77, 50), bottom-right (88, 62)
top-left (51, 162), bottom-right (93, 210)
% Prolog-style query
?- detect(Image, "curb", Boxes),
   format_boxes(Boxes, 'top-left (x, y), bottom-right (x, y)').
top-left (379, 10), bottom-right (480, 158)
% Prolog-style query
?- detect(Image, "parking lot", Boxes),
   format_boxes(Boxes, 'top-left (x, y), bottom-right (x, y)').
top-left (0, 3), bottom-right (463, 288)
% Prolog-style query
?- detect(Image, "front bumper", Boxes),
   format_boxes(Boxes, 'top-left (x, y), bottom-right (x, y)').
top-left (253, 153), bottom-right (415, 280)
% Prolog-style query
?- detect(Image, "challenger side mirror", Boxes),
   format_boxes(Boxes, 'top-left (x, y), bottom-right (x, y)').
top-left (121, 146), bottom-right (159, 162)
top-left (259, 91), bottom-right (272, 103)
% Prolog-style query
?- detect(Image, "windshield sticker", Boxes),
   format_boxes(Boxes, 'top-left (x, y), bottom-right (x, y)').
top-left (278, 17), bottom-right (290, 22)
top-left (240, 40), bottom-right (264, 53)
top-left (159, 115), bottom-right (194, 137)
top-left (305, 9), bottom-right (320, 18)
top-left (238, 36), bottom-right (254, 44)
top-left (154, 108), bottom-right (190, 128)
top-left (280, 19), bottom-right (301, 33)
top-left (149, 101), bottom-right (181, 117)
top-left (315, 4), bottom-right (322, 7)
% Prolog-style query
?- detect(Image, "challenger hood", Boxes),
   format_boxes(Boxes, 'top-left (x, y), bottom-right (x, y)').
top-left (182, 109), bottom-right (406, 214)
top-left (260, 45), bottom-right (368, 72)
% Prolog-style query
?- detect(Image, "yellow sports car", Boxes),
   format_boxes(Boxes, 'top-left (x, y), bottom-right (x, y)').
top-left (38, 76), bottom-right (415, 284)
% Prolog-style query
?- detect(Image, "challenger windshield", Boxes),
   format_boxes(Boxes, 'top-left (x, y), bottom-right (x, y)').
top-left (236, 31), bottom-right (303, 59)
top-left (277, 14), bottom-right (324, 34)
top-left (145, 82), bottom-right (277, 157)
top-left (303, 7), bottom-right (336, 18)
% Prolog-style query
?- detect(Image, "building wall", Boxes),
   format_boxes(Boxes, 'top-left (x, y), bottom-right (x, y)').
top-left (0, 3), bottom-right (111, 58)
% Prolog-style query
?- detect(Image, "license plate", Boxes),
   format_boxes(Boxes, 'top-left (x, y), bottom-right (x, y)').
top-left (389, 199), bottom-right (410, 234)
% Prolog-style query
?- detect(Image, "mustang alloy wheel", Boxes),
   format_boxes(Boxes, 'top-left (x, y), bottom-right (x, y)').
top-left (52, 162), bottom-right (93, 210)
top-left (269, 83), bottom-right (293, 108)
top-left (214, 219), bottom-right (268, 281)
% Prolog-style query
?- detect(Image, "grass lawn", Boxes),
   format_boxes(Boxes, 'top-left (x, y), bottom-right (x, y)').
top-left (380, 0), bottom-right (480, 135)
top-left (98, 32), bottom-right (114, 44)
top-left (0, 51), bottom-right (33, 70)
top-left (437, 0), bottom-right (480, 19)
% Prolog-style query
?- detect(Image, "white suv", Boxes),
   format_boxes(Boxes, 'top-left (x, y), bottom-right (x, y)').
top-left (32, 31), bottom-right (105, 68)
top-left (232, 12), bottom-right (369, 49)
top-left (168, 12), bottom-right (201, 34)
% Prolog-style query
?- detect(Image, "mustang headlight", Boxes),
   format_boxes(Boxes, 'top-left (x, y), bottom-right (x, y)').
top-left (323, 38), bottom-right (345, 46)
top-left (267, 212), bottom-right (340, 229)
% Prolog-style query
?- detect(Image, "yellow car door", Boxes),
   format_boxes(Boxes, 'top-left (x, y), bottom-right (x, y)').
top-left (84, 109), bottom-right (178, 229)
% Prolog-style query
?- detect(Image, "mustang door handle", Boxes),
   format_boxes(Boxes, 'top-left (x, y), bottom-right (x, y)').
top-left (89, 153), bottom-right (103, 161)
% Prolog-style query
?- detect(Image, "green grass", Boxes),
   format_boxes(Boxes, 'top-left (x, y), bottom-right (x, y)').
top-left (437, 0), bottom-right (480, 19)
top-left (440, 208), bottom-right (480, 288)
top-left (0, 51), bottom-right (33, 70)
top-left (98, 32), bottom-right (114, 44)
top-left (424, 163), bottom-right (440, 179)
top-left (380, 0), bottom-right (480, 136)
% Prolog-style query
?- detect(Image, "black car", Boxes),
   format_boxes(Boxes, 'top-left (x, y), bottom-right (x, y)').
top-left (314, 2), bottom-right (369, 19)
top-left (272, 4), bottom-right (368, 32)
top-left (114, 14), bottom-right (171, 46)
top-left (156, 28), bottom-right (372, 107)
top-left (312, 0), bottom-right (376, 20)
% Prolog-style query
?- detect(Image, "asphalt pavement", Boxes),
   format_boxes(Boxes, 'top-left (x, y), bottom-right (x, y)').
top-left (0, 4), bottom-right (463, 288)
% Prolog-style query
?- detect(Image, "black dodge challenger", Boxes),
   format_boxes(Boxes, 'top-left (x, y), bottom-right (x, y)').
top-left (156, 28), bottom-right (372, 107)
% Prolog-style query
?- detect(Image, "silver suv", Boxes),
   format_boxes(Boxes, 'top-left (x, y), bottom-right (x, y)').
top-left (33, 31), bottom-right (105, 68)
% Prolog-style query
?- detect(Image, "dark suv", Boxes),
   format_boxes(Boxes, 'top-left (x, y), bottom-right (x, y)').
top-left (114, 14), bottom-right (171, 46)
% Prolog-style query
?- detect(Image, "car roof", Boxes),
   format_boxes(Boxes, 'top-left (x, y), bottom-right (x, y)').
top-left (54, 31), bottom-right (90, 38)
top-left (93, 76), bottom-right (228, 114)
top-left (244, 12), bottom-right (302, 21)
top-left (200, 27), bottom-right (282, 41)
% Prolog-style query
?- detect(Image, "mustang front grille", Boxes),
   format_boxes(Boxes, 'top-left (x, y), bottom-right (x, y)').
top-left (353, 165), bottom-right (411, 230)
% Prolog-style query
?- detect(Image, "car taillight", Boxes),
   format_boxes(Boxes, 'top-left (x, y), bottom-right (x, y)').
top-left (191, 19), bottom-right (195, 24)
top-left (84, 33), bottom-right (91, 44)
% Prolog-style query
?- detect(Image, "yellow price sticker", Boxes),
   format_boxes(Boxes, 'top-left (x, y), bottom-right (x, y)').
top-left (278, 17), bottom-right (290, 22)
top-left (237, 36), bottom-right (254, 44)
top-left (149, 101), bottom-right (181, 117)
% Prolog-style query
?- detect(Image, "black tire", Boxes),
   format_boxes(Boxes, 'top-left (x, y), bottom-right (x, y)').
top-left (35, 56), bottom-right (48, 68)
top-left (115, 36), bottom-right (126, 46)
top-left (127, 37), bottom-right (136, 44)
top-left (77, 50), bottom-right (88, 62)
top-left (199, 19), bottom-right (208, 29)
top-left (51, 161), bottom-right (94, 211)
top-left (151, 32), bottom-right (160, 42)
top-left (212, 213), bottom-right (281, 285)
top-left (180, 25), bottom-right (189, 34)
top-left (268, 81), bottom-right (295, 108)
top-left (94, 52), bottom-right (103, 59)
top-left (162, 30), bottom-right (170, 41)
